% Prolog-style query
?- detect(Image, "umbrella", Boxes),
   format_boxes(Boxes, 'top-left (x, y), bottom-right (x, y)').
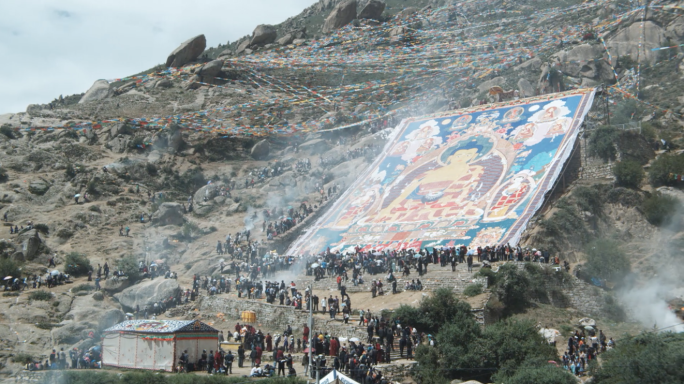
top-left (339, 337), bottom-right (348, 343)
top-left (373, 252), bottom-right (381, 256)
top-left (413, 254), bottom-right (422, 258)
top-left (50, 270), bottom-right (60, 276)
top-left (125, 313), bottom-right (134, 317)
top-left (349, 337), bottom-right (360, 342)
top-left (3, 276), bottom-right (12, 280)
top-left (303, 348), bottom-right (310, 353)
top-left (150, 262), bottom-right (158, 267)
top-left (311, 263), bottom-right (320, 268)
top-left (74, 194), bottom-right (81, 198)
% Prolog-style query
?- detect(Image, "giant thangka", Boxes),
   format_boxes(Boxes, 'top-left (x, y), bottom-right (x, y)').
top-left (288, 89), bottom-right (596, 255)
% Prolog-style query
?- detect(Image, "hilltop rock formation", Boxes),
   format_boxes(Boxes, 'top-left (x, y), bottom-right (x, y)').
top-left (359, 0), bottom-right (386, 20)
top-left (323, 0), bottom-right (357, 33)
top-left (165, 34), bottom-right (206, 68)
top-left (78, 80), bottom-right (112, 104)
top-left (114, 279), bottom-right (180, 311)
top-left (251, 24), bottom-right (278, 46)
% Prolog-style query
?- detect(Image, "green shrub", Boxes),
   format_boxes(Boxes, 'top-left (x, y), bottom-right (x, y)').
top-left (64, 252), bottom-right (92, 277)
top-left (642, 192), bottom-right (681, 227)
top-left (72, 284), bottom-right (94, 293)
top-left (475, 266), bottom-right (498, 286)
top-left (0, 167), bottom-right (8, 183)
top-left (463, 283), bottom-right (483, 297)
top-left (589, 126), bottom-right (618, 161)
top-left (28, 290), bottom-right (52, 301)
top-left (12, 353), bottom-right (34, 364)
top-left (88, 205), bottom-right (102, 213)
top-left (116, 255), bottom-right (140, 283)
top-left (582, 239), bottom-right (630, 285)
top-left (65, 163), bottom-right (76, 179)
top-left (648, 153), bottom-right (684, 186)
top-left (2, 292), bottom-right (20, 297)
top-left (0, 259), bottom-right (21, 280)
top-left (613, 160), bottom-right (644, 188)
top-left (34, 223), bottom-right (50, 235)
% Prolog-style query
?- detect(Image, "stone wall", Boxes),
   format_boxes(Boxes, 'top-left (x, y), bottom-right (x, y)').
top-left (578, 134), bottom-right (615, 180)
top-left (199, 295), bottom-right (367, 339)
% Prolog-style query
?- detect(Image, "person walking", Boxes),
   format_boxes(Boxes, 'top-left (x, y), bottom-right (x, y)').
top-left (238, 345), bottom-right (245, 368)
top-left (225, 350), bottom-right (234, 374)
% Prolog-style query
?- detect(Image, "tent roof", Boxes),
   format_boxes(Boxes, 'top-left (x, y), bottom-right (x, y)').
top-left (320, 369), bottom-right (360, 384)
top-left (103, 320), bottom-right (218, 334)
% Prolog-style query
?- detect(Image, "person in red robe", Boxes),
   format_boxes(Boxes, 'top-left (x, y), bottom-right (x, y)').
top-left (266, 333), bottom-right (273, 352)
top-left (329, 337), bottom-right (339, 357)
top-left (255, 345), bottom-right (263, 365)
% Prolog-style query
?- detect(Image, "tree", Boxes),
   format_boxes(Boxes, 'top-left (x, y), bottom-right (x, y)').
top-left (0, 258), bottom-right (21, 279)
top-left (64, 252), bottom-right (92, 277)
top-left (589, 126), bottom-right (618, 161)
top-left (591, 332), bottom-right (684, 384)
top-left (642, 192), bottom-right (681, 227)
top-left (393, 288), bottom-right (476, 334)
top-left (648, 153), bottom-right (684, 186)
top-left (613, 160), bottom-right (644, 188)
top-left (500, 358), bottom-right (576, 384)
top-left (484, 320), bottom-right (559, 382)
top-left (495, 263), bottom-right (532, 315)
top-left (116, 255), bottom-right (140, 283)
top-left (582, 239), bottom-right (630, 285)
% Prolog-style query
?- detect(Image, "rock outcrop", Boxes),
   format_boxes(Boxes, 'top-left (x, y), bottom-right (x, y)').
top-left (251, 139), bottom-right (270, 159)
top-left (78, 80), bottom-right (112, 104)
top-left (165, 34), bottom-right (206, 68)
top-left (28, 178), bottom-right (50, 195)
top-left (323, 0), bottom-right (357, 33)
top-left (359, 0), bottom-right (386, 20)
top-left (251, 25), bottom-right (278, 46)
top-left (606, 21), bottom-right (664, 65)
top-left (198, 59), bottom-right (223, 79)
top-left (114, 279), bottom-right (180, 310)
top-left (151, 202), bottom-right (185, 226)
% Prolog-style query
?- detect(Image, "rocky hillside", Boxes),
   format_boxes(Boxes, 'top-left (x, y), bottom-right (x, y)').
top-left (2, 0), bottom-right (684, 379)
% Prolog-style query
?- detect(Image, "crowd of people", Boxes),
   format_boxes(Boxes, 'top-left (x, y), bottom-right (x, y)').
top-left (562, 328), bottom-right (614, 377)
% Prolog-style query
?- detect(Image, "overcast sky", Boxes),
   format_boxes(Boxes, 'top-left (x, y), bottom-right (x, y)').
top-left (0, 0), bottom-right (316, 115)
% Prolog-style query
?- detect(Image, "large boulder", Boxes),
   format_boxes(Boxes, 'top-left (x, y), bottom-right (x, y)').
top-left (78, 80), bottom-right (112, 104)
top-left (323, 0), bottom-right (357, 33)
top-left (359, 0), bottom-right (386, 20)
top-left (114, 279), bottom-right (180, 310)
top-left (277, 33), bottom-right (295, 46)
top-left (28, 178), bottom-right (50, 195)
top-left (198, 59), bottom-right (223, 79)
top-left (107, 136), bottom-right (131, 153)
top-left (517, 78), bottom-right (535, 98)
top-left (166, 34), bottom-right (206, 68)
top-left (299, 138), bottom-right (331, 154)
top-left (251, 25), bottom-right (277, 46)
top-left (236, 39), bottom-right (251, 54)
top-left (151, 202), bottom-right (185, 226)
top-left (396, 7), bottom-right (419, 19)
top-left (552, 44), bottom-right (604, 78)
top-left (477, 76), bottom-right (505, 93)
top-left (251, 139), bottom-right (270, 159)
top-left (606, 21), bottom-right (664, 65)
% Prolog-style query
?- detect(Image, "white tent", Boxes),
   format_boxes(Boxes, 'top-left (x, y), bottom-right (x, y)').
top-left (320, 369), bottom-right (360, 384)
top-left (102, 319), bottom-right (218, 372)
